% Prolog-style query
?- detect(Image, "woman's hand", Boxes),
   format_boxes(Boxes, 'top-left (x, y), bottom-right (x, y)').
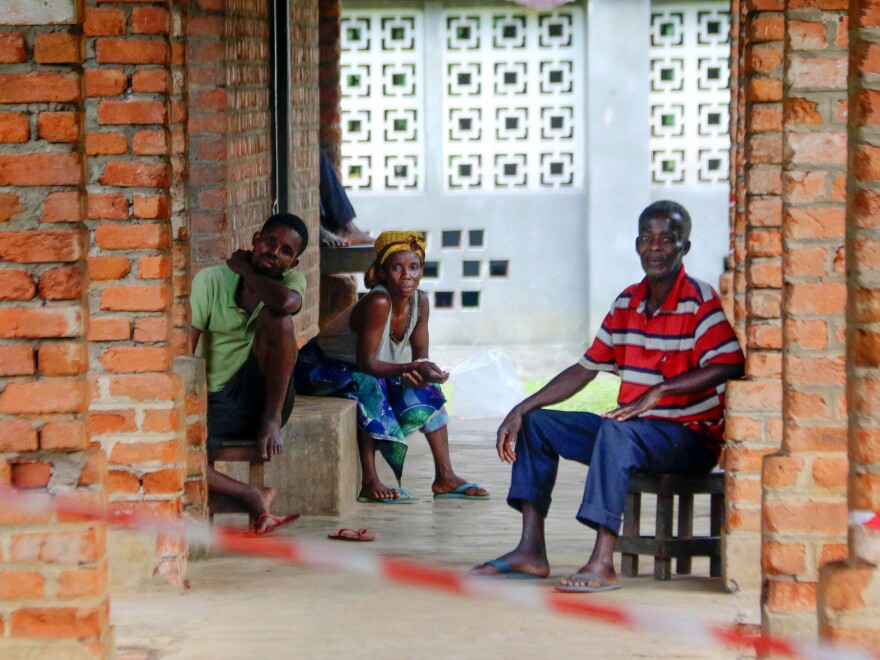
top-left (401, 370), bottom-right (427, 388)
top-left (496, 407), bottom-right (523, 463)
top-left (412, 360), bottom-right (449, 384)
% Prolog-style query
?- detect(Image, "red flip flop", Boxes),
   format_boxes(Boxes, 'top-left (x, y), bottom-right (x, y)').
top-left (251, 513), bottom-right (300, 536)
top-left (327, 527), bottom-right (378, 542)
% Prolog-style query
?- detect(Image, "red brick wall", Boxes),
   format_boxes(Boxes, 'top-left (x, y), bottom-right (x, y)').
top-left (187, 0), bottom-right (320, 344)
top-left (290, 0), bottom-right (321, 343)
top-left (319, 0), bottom-right (342, 162)
top-left (762, 2), bottom-right (849, 638)
top-left (819, 0), bottom-right (880, 647)
top-left (0, 10), bottom-right (110, 656)
top-left (723, 0), bottom-right (785, 593)
top-left (83, 0), bottom-right (188, 584)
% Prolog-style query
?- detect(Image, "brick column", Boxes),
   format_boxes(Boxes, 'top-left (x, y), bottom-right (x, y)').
top-left (761, 1), bottom-right (849, 639)
top-left (290, 0), bottom-right (320, 344)
top-left (0, 7), bottom-right (110, 656)
top-left (723, 0), bottom-right (785, 593)
top-left (724, 0), bottom-right (746, 338)
top-left (818, 0), bottom-right (880, 647)
top-left (319, 0), bottom-right (342, 162)
top-left (84, 0), bottom-right (188, 585)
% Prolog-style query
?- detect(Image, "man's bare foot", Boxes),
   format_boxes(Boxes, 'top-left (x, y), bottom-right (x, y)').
top-left (432, 477), bottom-right (488, 498)
top-left (245, 486), bottom-right (277, 533)
top-left (320, 226), bottom-right (349, 248)
top-left (556, 561), bottom-right (618, 590)
top-left (359, 480), bottom-right (399, 501)
top-left (468, 550), bottom-right (550, 578)
top-left (337, 221), bottom-right (373, 246)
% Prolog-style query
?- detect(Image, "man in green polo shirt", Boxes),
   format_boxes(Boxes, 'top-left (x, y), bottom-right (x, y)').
top-left (190, 213), bottom-right (308, 534)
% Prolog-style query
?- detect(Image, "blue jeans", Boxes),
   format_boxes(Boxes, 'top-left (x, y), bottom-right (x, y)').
top-left (508, 409), bottom-right (718, 533)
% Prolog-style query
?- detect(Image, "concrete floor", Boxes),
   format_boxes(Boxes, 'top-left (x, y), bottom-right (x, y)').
top-left (113, 417), bottom-right (760, 659)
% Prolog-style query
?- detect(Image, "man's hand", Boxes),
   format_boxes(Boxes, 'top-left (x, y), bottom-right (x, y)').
top-left (496, 407), bottom-right (523, 463)
top-left (257, 418), bottom-right (284, 460)
top-left (226, 249), bottom-right (253, 276)
top-left (602, 385), bottom-right (663, 422)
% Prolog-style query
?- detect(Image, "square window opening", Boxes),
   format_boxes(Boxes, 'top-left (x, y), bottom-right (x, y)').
top-left (442, 230), bottom-right (462, 248)
top-left (435, 291), bottom-right (454, 308)
top-left (461, 291), bottom-right (480, 308)
top-left (423, 261), bottom-right (440, 278)
top-left (462, 260), bottom-right (480, 277)
top-left (489, 260), bottom-right (509, 277)
top-left (468, 229), bottom-right (485, 247)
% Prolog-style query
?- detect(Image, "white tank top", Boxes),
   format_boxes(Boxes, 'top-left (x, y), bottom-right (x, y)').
top-left (317, 285), bottom-right (419, 366)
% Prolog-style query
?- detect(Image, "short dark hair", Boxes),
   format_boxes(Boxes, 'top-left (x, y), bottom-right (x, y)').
top-left (638, 200), bottom-right (691, 242)
top-left (261, 213), bottom-right (309, 256)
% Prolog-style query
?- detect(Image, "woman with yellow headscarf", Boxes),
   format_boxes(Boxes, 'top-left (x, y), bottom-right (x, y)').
top-left (295, 231), bottom-right (489, 502)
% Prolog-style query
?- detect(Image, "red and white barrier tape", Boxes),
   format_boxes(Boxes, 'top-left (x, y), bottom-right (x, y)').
top-left (0, 488), bottom-right (876, 660)
top-left (851, 511), bottom-right (880, 530)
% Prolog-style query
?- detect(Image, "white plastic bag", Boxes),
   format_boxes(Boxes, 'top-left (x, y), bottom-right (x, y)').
top-left (448, 349), bottom-right (525, 420)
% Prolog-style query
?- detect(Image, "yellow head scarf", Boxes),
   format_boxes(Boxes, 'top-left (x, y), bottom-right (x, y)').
top-left (364, 231), bottom-right (426, 289)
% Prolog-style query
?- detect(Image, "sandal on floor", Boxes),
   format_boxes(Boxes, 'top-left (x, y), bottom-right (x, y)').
top-left (327, 527), bottom-right (378, 542)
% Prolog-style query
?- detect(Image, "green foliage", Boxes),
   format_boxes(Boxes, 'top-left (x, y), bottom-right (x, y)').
top-left (522, 376), bottom-right (620, 413)
top-left (441, 376), bottom-right (621, 416)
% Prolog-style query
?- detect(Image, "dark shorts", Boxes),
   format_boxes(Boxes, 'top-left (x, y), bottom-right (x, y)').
top-left (206, 352), bottom-right (296, 448)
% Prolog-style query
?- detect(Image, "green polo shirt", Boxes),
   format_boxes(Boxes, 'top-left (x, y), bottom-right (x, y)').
top-left (191, 265), bottom-right (307, 393)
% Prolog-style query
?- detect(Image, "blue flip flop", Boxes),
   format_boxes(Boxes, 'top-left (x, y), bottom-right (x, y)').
top-left (433, 482), bottom-right (490, 500)
top-left (467, 559), bottom-right (543, 580)
top-left (357, 487), bottom-right (417, 504)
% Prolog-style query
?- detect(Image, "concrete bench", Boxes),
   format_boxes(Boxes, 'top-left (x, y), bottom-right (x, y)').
top-left (225, 395), bottom-right (359, 517)
top-left (615, 471), bottom-right (724, 580)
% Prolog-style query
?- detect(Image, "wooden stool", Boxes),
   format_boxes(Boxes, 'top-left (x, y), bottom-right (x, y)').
top-left (207, 440), bottom-right (266, 523)
top-left (615, 471), bottom-right (724, 580)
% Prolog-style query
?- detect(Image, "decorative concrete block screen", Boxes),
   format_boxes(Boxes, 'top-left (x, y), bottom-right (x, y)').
top-left (440, 10), bottom-right (581, 191)
top-left (649, 2), bottom-right (731, 186)
top-left (340, 7), bottom-right (582, 192)
top-left (340, 12), bottom-right (425, 191)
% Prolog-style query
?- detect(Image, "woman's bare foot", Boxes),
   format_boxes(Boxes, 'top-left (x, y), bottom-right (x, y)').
top-left (468, 549), bottom-right (550, 578)
top-left (320, 225), bottom-right (349, 247)
top-left (359, 480), bottom-right (399, 501)
top-left (432, 476), bottom-right (489, 498)
top-left (337, 221), bottom-right (373, 245)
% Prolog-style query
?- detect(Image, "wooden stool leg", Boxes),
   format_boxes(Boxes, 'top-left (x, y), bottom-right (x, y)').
top-left (248, 461), bottom-right (265, 525)
top-left (710, 492), bottom-right (723, 577)
top-left (654, 493), bottom-right (674, 580)
top-left (676, 493), bottom-right (694, 575)
top-left (621, 490), bottom-right (641, 577)
top-left (249, 461), bottom-right (265, 488)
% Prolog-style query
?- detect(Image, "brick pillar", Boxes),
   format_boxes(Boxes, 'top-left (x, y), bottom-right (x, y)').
top-left (187, 0), bottom-right (320, 343)
top-left (319, 0), bottom-right (342, 162)
top-left (761, 1), bottom-right (850, 639)
top-left (0, 7), bottom-right (110, 656)
top-left (818, 0), bottom-right (880, 647)
top-left (723, 0), bottom-right (746, 336)
top-left (84, 0), bottom-right (188, 585)
top-left (723, 0), bottom-right (785, 593)
top-left (290, 0), bottom-right (320, 344)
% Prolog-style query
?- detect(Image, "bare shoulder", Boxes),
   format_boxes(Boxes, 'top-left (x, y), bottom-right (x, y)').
top-left (351, 288), bottom-right (392, 329)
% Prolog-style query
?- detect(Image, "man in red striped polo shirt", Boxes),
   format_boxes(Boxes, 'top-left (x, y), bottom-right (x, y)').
top-left (469, 200), bottom-right (745, 592)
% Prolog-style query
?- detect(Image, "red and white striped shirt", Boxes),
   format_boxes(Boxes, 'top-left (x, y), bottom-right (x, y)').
top-left (580, 266), bottom-right (744, 455)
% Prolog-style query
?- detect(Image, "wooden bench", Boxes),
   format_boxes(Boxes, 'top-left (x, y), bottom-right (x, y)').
top-left (615, 471), bottom-right (724, 580)
top-left (207, 440), bottom-right (266, 523)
